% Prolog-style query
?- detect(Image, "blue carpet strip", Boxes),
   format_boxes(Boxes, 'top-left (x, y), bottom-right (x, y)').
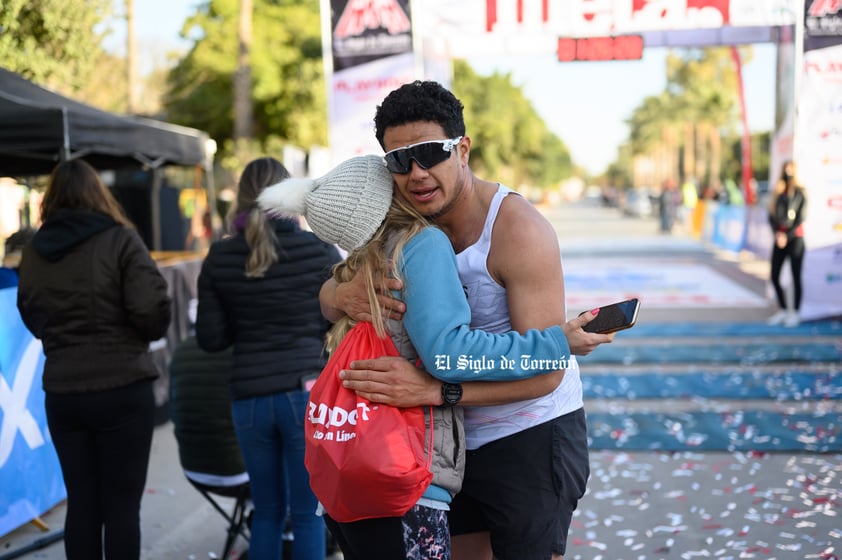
top-left (586, 410), bottom-right (840, 452)
top-left (577, 343), bottom-right (841, 365)
top-left (616, 320), bottom-right (842, 338)
top-left (580, 321), bottom-right (841, 451)
top-left (582, 370), bottom-right (842, 400)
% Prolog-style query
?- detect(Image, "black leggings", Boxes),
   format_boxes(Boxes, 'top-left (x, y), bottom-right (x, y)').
top-left (770, 236), bottom-right (805, 311)
top-left (45, 379), bottom-right (155, 560)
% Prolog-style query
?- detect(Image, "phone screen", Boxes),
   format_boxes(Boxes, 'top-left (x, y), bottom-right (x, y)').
top-left (582, 299), bottom-right (640, 334)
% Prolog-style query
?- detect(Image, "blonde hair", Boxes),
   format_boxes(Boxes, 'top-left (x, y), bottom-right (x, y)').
top-left (324, 195), bottom-right (430, 353)
top-left (235, 157), bottom-right (291, 278)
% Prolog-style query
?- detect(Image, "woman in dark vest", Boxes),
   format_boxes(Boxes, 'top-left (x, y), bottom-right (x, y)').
top-left (196, 157), bottom-right (341, 560)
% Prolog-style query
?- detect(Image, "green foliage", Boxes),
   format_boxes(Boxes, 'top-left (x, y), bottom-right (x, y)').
top-left (622, 47), bottom-right (763, 185)
top-left (163, 0), bottom-right (326, 151)
top-left (603, 145), bottom-right (634, 188)
top-left (665, 47), bottom-right (738, 129)
top-left (453, 60), bottom-right (572, 190)
top-left (0, 0), bottom-right (111, 91)
top-left (723, 131), bottom-right (770, 182)
top-left (627, 93), bottom-right (676, 155)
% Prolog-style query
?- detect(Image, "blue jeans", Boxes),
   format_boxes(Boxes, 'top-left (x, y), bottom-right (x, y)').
top-left (231, 390), bottom-right (325, 560)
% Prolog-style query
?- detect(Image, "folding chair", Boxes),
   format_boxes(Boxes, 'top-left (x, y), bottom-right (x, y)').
top-left (184, 474), bottom-right (251, 560)
top-left (168, 335), bottom-right (251, 560)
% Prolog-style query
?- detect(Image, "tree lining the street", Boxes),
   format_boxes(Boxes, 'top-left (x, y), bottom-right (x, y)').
top-left (616, 47), bottom-right (769, 191)
top-left (453, 60), bottom-right (574, 190)
top-left (0, 0), bottom-right (111, 93)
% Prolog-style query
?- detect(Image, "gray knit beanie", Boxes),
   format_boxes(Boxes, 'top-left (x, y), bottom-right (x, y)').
top-left (257, 154), bottom-right (394, 252)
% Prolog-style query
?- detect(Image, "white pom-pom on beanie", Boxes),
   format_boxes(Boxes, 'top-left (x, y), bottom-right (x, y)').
top-left (258, 177), bottom-right (315, 217)
top-left (257, 154), bottom-right (394, 252)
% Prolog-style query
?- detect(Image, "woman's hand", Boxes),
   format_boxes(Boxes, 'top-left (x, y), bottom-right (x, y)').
top-left (562, 308), bottom-right (615, 356)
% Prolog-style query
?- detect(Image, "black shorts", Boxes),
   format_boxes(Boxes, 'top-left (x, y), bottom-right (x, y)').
top-left (448, 408), bottom-right (589, 560)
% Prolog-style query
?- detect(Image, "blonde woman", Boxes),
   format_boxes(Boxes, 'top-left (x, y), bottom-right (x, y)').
top-left (260, 155), bottom-right (592, 560)
top-left (766, 160), bottom-right (807, 327)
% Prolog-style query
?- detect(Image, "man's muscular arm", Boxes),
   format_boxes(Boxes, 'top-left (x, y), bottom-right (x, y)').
top-left (495, 195), bottom-right (613, 353)
top-left (430, 195), bottom-right (611, 406)
top-left (319, 275), bottom-right (405, 324)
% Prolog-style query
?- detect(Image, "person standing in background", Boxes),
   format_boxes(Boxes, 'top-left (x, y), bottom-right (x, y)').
top-left (195, 157), bottom-right (342, 560)
top-left (766, 160), bottom-right (807, 328)
top-left (17, 160), bottom-right (172, 560)
top-left (658, 179), bottom-right (681, 234)
top-left (680, 176), bottom-right (699, 233)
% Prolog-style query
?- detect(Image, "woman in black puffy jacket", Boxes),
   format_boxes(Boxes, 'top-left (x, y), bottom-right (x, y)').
top-left (17, 159), bottom-right (172, 560)
top-left (196, 157), bottom-right (341, 560)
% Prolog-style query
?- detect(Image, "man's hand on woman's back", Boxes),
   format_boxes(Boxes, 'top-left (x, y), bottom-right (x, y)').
top-left (320, 274), bottom-right (406, 323)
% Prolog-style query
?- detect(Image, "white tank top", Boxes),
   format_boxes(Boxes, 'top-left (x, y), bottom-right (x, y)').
top-left (456, 184), bottom-right (583, 449)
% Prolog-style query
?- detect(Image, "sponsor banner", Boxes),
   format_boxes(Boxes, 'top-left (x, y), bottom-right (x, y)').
top-left (325, 0), bottom-right (416, 166)
top-left (795, 4), bottom-right (842, 321)
top-left (328, 53), bottom-right (416, 164)
top-left (805, 0), bottom-right (842, 51)
top-left (801, 242), bottom-right (842, 321)
top-left (329, 0), bottom-right (413, 72)
top-left (742, 205), bottom-right (774, 259)
top-left (0, 287), bottom-right (65, 538)
top-left (796, 44), bottom-right (842, 249)
top-left (711, 204), bottom-right (747, 253)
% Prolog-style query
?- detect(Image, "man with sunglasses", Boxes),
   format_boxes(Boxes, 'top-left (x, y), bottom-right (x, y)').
top-left (321, 80), bottom-right (613, 560)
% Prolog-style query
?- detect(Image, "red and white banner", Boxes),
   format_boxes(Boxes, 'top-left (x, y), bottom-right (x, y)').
top-left (414, 0), bottom-right (795, 57)
top-left (322, 0), bottom-right (418, 167)
top-left (795, 0), bottom-right (842, 320)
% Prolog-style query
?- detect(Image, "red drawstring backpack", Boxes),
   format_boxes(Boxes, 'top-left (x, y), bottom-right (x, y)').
top-left (304, 321), bottom-right (433, 522)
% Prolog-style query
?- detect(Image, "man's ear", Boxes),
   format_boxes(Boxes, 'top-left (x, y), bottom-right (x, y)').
top-left (459, 135), bottom-right (471, 163)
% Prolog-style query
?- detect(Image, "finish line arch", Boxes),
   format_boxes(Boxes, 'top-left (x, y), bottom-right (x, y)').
top-left (322, 0), bottom-right (842, 320)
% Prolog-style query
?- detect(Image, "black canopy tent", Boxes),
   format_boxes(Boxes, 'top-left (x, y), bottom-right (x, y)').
top-left (0, 67), bottom-right (217, 250)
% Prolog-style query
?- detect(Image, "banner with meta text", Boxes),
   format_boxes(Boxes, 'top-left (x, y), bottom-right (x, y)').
top-left (324, 0), bottom-right (417, 166)
top-left (0, 287), bottom-right (65, 537)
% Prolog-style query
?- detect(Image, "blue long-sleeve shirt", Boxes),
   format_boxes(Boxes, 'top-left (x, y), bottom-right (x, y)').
top-left (397, 227), bottom-right (570, 383)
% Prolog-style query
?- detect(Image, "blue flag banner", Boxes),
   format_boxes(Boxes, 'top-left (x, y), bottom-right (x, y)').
top-left (0, 287), bottom-right (65, 537)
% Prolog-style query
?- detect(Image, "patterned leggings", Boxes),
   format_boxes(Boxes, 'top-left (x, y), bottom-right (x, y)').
top-left (324, 504), bottom-right (450, 560)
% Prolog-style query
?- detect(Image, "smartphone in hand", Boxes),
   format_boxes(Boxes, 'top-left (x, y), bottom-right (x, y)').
top-left (580, 298), bottom-right (640, 334)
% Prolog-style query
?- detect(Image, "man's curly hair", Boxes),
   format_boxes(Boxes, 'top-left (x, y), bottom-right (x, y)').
top-left (374, 81), bottom-right (466, 148)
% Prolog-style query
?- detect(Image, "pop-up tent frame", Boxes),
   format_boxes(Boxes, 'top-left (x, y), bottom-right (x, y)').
top-left (0, 67), bottom-right (216, 250)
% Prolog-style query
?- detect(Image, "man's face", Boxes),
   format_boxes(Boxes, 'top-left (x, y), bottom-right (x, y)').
top-left (382, 121), bottom-right (468, 220)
